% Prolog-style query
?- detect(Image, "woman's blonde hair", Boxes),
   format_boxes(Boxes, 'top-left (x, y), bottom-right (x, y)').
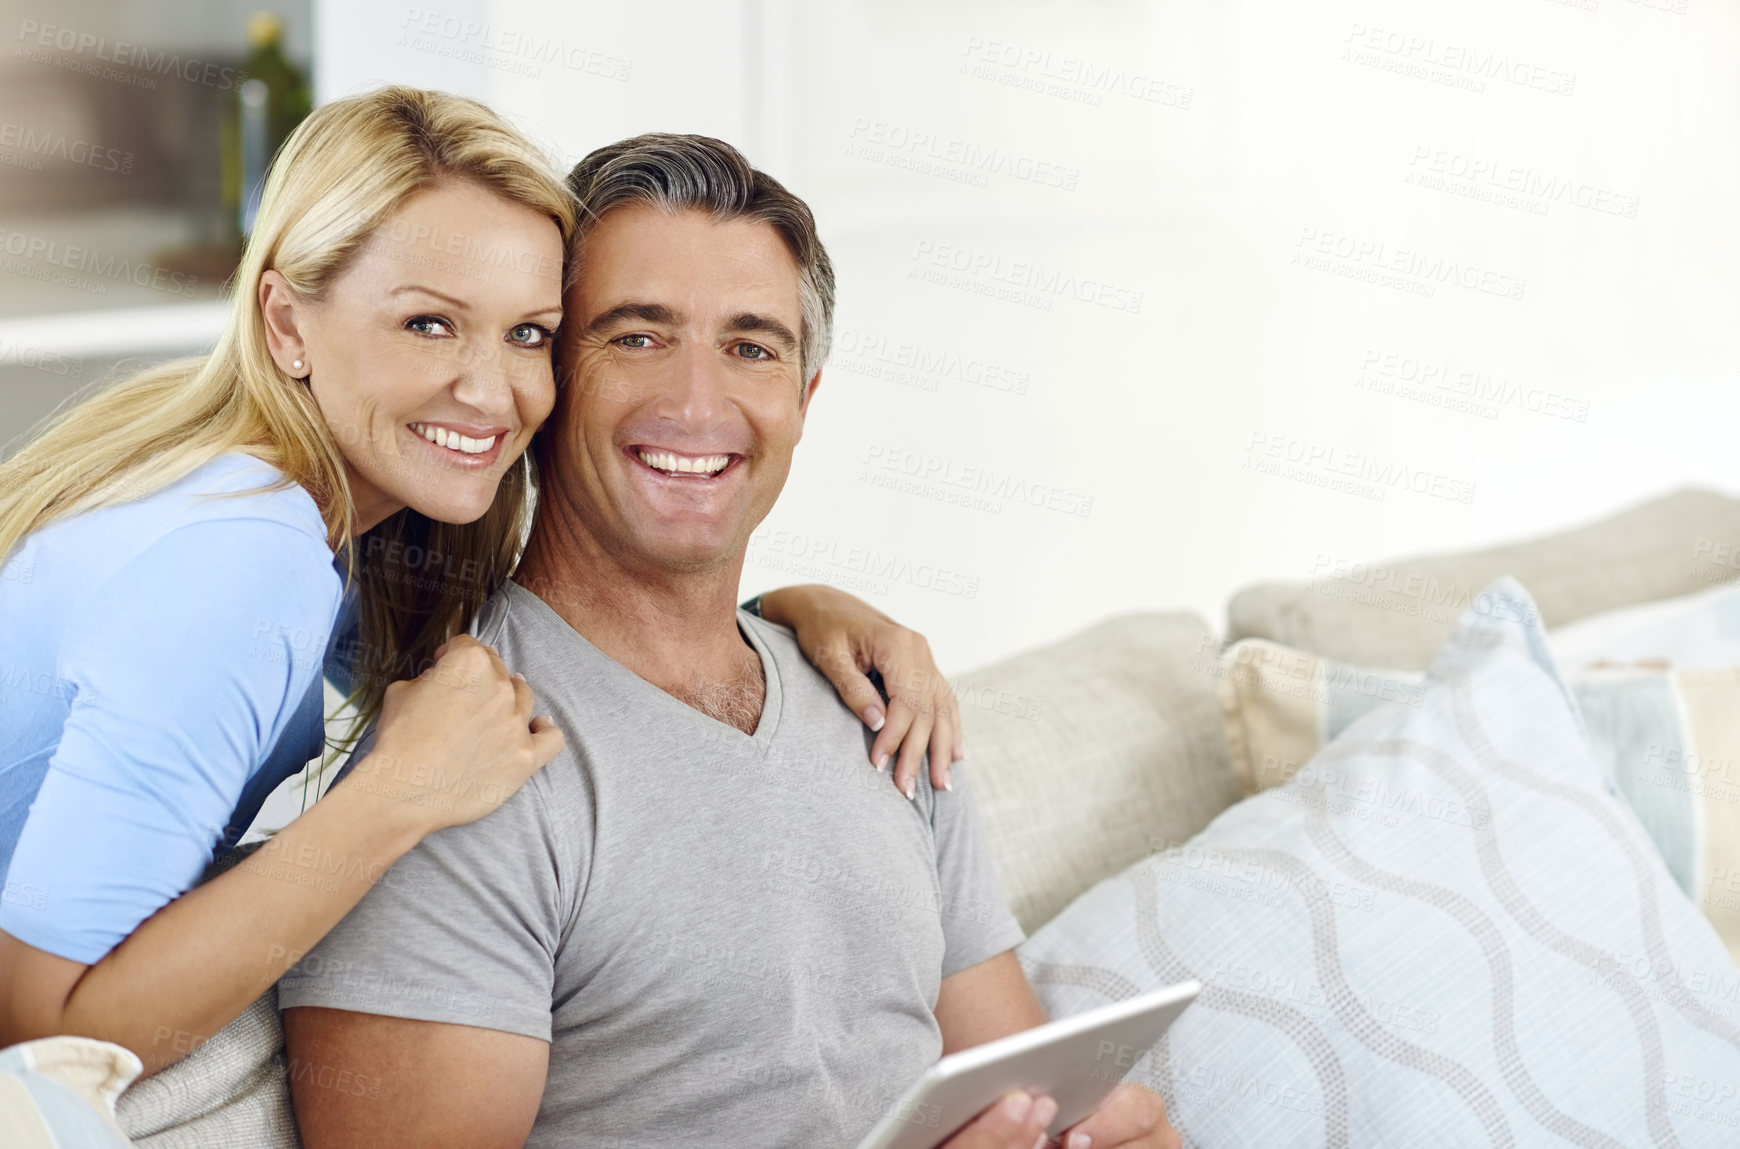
top-left (0, 85), bottom-right (576, 743)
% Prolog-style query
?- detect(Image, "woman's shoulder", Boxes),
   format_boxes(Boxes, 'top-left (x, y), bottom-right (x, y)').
top-left (20, 451), bottom-right (342, 627)
top-left (158, 450), bottom-right (330, 545)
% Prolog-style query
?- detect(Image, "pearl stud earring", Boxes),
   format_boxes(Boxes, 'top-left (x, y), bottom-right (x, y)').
top-left (292, 359), bottom-right (303, 371)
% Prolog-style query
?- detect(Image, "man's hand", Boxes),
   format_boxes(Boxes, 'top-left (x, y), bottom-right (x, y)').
top-left (1053, 1082), bottom-right (1181, 1149)
top-left (939, 1082), bottom-right (1179, 1149)
top-left (938, 1090), bottom-right (1060, 1148)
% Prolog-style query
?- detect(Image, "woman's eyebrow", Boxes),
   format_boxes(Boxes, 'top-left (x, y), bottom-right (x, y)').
top-left (390, 284), bottom-right (471, 310)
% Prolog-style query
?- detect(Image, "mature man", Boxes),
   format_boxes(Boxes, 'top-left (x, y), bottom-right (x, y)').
top-left (279, 134), bottom-right (1177, 1149)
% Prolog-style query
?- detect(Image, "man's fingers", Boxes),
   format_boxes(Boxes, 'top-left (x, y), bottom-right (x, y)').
top-left (940, 1091), bottom-right (1057, 1149)
top-left (1060, 1083), bottom-right (1172, 1147)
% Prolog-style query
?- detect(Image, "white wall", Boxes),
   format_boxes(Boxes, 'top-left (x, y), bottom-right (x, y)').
top-left (317, 0), bottom-right (1740, 672)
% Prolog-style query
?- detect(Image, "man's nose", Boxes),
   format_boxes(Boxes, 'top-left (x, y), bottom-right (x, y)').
top-left (653, 342), bottom-right (731, 427)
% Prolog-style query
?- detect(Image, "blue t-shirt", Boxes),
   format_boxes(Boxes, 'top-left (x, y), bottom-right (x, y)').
top-left (0, 452), bottom-right (349, 963)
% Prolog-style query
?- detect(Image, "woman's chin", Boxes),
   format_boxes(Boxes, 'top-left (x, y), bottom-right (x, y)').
top-left (403, 483), bottom-right (503, 525)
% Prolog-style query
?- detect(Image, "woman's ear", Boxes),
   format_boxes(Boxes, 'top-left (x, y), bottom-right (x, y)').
top-left (258, 269), bottom-right (310, 378)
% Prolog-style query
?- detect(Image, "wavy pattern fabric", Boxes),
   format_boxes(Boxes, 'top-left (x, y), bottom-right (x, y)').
top-left (1216, 636), bottom-right (1740, 965)
top-left (1019, 578), bottom-right (1740, 1148)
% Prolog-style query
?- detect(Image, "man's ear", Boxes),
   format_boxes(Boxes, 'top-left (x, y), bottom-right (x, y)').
top-left (795, 368), bottom-right (822, 432)
top-left (258, 270), bottom-right (311, 378)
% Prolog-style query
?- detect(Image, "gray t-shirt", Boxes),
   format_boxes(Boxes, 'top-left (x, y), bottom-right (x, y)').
top-left (278, 580), bottom-right (1025, 1148)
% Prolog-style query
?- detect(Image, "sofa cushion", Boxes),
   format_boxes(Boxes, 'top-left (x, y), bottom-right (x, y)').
top-left (1215, 634), bottom-right (1740, 965)
top-left (1020, 579), bottom-right (1740, 1147)
top-left (955, 613), bottom-right (1238, 933)
top-left (112, 845), bottom-right (298, 1148)
top-left (1227, 487), bottom-right (1740, 669)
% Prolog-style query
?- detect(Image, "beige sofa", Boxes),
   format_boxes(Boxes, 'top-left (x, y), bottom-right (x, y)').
top-left (115, 486), bottom-right (1740, 1146)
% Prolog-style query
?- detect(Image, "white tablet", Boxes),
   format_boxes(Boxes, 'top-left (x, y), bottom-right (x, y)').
top-left (854, 980), bottom-right (1201, 1149)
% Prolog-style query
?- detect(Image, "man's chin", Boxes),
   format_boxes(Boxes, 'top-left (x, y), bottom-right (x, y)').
top-left (620, 529), bottom-right (745, 574)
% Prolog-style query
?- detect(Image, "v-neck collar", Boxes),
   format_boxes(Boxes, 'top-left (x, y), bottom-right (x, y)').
top-left (501, 580), bottom-right (784, 755)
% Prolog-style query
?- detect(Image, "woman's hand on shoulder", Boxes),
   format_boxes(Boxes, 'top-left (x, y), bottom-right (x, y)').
top-left (755, 585), bottom-right (963, 798)
top-left (342, 636), bottom-right (565, 835)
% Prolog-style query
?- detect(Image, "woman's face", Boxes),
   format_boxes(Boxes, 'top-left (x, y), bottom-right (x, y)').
top-left (270, 179), bottom-right (566, 531)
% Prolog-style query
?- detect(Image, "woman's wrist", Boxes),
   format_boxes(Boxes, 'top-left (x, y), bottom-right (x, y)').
top-left (321, 753), bottom-right (440, 854)
top-left (754, 584), bottom-right (835, 629)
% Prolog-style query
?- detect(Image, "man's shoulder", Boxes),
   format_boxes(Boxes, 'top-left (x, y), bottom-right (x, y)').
top-left (738, 610), bottom-right (849, 709)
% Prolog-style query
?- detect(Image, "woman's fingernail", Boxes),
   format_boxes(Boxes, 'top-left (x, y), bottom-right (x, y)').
top-left (876, 754), bottom-right (890, 773)
top-left (863, 705), bottom-right (885, 732)
top-left (1067, 1132), bottom-right (1092, 1149)
top-left (1004, 1092), bottom-right (1033, 1122)
top-left (941, 769), bottom-right (953, 792)
top-left (1033, 1095), bottom-right (1058, 1128)
top-left (903, 779), bottom-right (916, 801)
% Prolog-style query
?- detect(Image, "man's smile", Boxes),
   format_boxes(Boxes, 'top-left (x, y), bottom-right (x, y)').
top-left (627, 445), bottom-right (744, 481)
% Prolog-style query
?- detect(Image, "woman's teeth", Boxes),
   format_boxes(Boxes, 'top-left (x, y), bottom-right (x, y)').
top-left (638, 449), bottom-right (730, 477)
top-left (411, 422), bottom-right (497, 455)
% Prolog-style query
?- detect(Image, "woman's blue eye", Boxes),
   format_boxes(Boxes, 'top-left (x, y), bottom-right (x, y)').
top-left (406, 315), bottom-right (454, 337)
top-left (508, 324), bottom-right (553, 348)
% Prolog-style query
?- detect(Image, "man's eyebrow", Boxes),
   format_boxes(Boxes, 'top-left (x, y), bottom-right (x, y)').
top-left (584, 302), bottom-right (682, 334)
top-left (724, 312), bottom-right (799, 354)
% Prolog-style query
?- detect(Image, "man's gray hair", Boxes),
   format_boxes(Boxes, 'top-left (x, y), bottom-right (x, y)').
top-left (565, 133), bottom-right (836, 382)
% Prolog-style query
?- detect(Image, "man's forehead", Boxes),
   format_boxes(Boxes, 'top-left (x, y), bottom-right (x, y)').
top-left (573, 204), bottom-right (800, 317)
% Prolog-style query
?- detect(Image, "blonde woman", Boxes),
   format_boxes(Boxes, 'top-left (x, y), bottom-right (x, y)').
top-left (0, 86), bottom-right (962, 1125)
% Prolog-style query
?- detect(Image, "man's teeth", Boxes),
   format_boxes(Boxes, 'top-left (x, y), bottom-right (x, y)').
top-left (638, 449), bottom-right (730, 476)
top-left (411, 423), bottom-right (497, 455)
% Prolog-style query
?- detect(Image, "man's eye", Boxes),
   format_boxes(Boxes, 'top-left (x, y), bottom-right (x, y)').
top-left (614, 333), bottom-right (655, 349)
top-left (406, 315), bottom-right (455, 338)
top-left (735, 342), bottom-right (772, 360)
top-left (507, 323), bottom-right (554, 349)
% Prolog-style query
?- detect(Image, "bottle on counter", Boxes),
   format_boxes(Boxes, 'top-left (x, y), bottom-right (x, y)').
top-left (233, 11), bottom-right (312, 238)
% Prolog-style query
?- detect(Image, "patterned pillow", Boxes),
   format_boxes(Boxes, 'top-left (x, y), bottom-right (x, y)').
top-left (1020, 579), bottom-right (1740, 1147)
top-left (1212, 631), bottom-right (1740, 964)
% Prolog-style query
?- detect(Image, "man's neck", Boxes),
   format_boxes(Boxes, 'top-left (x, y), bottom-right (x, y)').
top-left (514, 513), bottom-right (764, 732)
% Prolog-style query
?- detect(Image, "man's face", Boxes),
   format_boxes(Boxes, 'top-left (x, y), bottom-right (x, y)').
top-left (546, 202), bottom-right (817, 572)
